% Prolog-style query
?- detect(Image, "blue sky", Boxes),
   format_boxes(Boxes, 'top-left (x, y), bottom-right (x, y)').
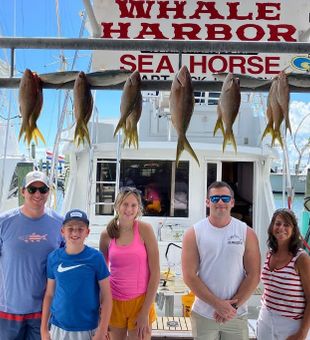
top-left (0, 0), bottom-right (122, 155)
top-left (0, 0), bottom-right (309, 168)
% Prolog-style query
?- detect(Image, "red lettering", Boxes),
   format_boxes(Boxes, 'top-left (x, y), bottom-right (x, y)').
top-left (189, 55), bottom-right (207, 73)
top-left (155, 55), bottom-right (175, 73)
top-left (135, 23), bottom-right (168, 39)
top-left (157, 1), bottom-right (186, 19)
top-left (208, 56), bottom-right (228, 73)
top-left (228, 56), bottom-right (246, 74)
top-left (138, 55), bottom-right (154, 73)
top-left (100, 23), bottom-right (130, 39)
top-left (120, 54), bottom-right (137, 71)
top-left (205, 24), bottom-right (232, 40)
top-left (256, 3), bottom-right (280, 20)
top-left (116, 0), bottom-right (154, 18)
top-left (236, 24), bottom-right (265, 41)
top-left (172, 23), bottom-right (200, 40)
top-left (190, 1), bottom-right (224, 19)
top-left (227, 2), bottom-right (252, 20)
top-left (247, 56), bottom-right (264, 74)
top-left (264, 56), bottom-right (281, 74)
top-left (267, 25), bottom-right (296, 42)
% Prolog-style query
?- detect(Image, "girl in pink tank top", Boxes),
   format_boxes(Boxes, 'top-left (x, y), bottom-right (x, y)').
top-left (99, 187), bottom-right (160, 340)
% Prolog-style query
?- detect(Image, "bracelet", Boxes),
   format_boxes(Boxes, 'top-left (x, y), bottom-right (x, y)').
top-left (231, 303), bottom-right (238, 310)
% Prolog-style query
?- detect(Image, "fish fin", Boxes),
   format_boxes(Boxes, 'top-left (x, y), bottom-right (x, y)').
top-left (271, 130), bottom-right (284, 149)
top-left (223, 129), bottom-right (237, 153)
top-left (32, 127), bottom-right (46, 145)
top-left (285, 118), bottom-right (292, 136)
top-left (18, 124), bottom-right (26, 141)
top-left (176, 136), bottom-right (200, 167)
top-left (128, 128), bottom-right (139, 149)
top-left (213, 118), bottom-right (225, 136)
top-left (261, 122), bottom-right (274, 141)
top-left (113, 116), bottom-right (127, 138)
top-left (74, 121), bottom-right (90, 146)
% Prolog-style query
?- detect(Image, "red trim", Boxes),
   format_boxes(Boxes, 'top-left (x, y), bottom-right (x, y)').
top-left (301, 235), bottom-right (310, 252)
top-left (0, 311), bottom-right (42, 321)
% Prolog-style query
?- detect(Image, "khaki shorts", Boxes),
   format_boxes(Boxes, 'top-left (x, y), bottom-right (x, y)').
top-left (191, 310), bottom-right (249, 340)
top-left (110, 294), bottom-right (156, 330)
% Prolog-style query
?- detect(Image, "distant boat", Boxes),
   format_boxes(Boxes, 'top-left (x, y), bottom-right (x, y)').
top-left (270, 171), bottom-right (307, 194)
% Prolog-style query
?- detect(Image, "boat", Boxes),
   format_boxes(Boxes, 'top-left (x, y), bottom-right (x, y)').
top-left (57, 87), bottom-right (273, 332)
top-left (0, 0), bottom-right (310, 337)
top-left (270, 170), bottom-right (307, 194)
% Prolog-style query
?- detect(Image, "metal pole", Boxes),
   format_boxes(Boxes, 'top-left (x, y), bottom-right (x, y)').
top-left (0, 77), bottom-right (309, 93)
top-left (0, 37), bottom-right (309, 54)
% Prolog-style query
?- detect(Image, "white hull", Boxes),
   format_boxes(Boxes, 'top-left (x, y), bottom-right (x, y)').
top-left (270, 173), bottom-right (306, 194)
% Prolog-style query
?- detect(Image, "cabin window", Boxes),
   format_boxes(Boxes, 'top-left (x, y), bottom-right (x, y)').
top-left (95, 159), bottom-right (189, 217)
top-left (208, 92), bottom-right (220, 105)
top-left (194, 91), bottom-right (206, 104)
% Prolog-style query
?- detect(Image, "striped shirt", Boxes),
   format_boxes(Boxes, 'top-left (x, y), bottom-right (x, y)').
top-left (261, 249), bottom-right (306, 320)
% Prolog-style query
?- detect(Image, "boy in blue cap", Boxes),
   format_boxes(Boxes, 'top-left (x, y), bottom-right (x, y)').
top-left (41, 209), bottom-right (112, 340)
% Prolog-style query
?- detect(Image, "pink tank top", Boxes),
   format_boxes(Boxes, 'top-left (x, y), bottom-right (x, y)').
top-left (108, 220), bottom-right (150, 300)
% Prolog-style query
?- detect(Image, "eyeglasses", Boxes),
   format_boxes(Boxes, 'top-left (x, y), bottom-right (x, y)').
top-left (209, 195), bottom-right (232, 203)
top-left (26, 186), bottom-right (50, 194)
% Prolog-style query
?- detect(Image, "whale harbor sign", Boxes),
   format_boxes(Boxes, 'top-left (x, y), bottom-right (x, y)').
top-left (92, 0), bottom-right (310, 80)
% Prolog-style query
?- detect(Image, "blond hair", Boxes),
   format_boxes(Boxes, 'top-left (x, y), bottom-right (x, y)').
top-left (106, 187), bottom-right (143, 239)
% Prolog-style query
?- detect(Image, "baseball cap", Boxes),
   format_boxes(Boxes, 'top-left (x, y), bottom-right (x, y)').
top-left (63, 209), bottom-right (89, 226)
top-left (22, 171), bottom-right (50, 188)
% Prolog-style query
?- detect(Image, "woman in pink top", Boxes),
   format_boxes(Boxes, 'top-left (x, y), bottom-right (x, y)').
top-left (257, 208), bottom-right (310, 340)
top-left (100, 187), bottom-right (160, 340)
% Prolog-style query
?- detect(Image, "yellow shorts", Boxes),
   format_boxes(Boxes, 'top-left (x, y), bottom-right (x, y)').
top-left (109, 294), bottom-right (157, 330)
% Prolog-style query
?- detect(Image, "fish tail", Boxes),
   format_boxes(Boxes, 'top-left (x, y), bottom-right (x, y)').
top-left (285, 117), bottom-right (292, 136)
top-left (18, 126), bottom-right (25, 141)
top-left (223, 129), bottom-right (237, 153)
top-left (74, 122), bottom-right (90, 146)
top-left (131, 128), bottom-right (139, 149)
top-left (113, 117), bottom-right (126, 138)
top-left (176, 136), bottom-right (200, 167)
top-left (32, 127), bottom-right (46, 145)
top-left (271, 130), bottom-right (284, 149)
top-left (213, 118), bottom-right (225, 137)
top-left (26, 128), bottom-right (34, 145)
top-left (261, 122), bottom-right (274, 141)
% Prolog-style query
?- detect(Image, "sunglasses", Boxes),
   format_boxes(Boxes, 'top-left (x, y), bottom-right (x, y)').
top-left (120, 186), bottom-right (142, 195)
top-left (26, 186), bottom-right (50, 194)
top-left (209, 195), bottom-right (232, 203)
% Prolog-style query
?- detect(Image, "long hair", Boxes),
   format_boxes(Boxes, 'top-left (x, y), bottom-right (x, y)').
top-left (106, 187), bottom-right (143, 239)
top-left (267, 208), bottom-right (302, 255)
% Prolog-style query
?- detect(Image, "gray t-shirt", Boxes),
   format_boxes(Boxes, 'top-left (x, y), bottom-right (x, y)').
top-left (0, 207), bottom-right (63, 314)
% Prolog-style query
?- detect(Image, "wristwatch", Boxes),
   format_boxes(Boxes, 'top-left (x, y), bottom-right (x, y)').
top-left (231, 303), bottom-right (238, 310)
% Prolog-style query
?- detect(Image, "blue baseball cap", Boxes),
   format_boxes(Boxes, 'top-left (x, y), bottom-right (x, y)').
top-left (63, 209), bottom-right (89, 226)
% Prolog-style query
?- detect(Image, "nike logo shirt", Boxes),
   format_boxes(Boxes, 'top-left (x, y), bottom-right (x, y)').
top-left (46, 245), bottom-right (110, 331)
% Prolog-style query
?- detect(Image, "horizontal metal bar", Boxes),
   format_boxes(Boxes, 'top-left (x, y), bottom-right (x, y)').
top-left (0, 37), bottom-right (309, 54)
top-left (1, 77), bottom-right (309, 92)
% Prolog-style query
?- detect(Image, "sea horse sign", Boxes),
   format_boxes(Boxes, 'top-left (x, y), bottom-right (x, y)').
top-left (92, 0), bottom-right (310, 80)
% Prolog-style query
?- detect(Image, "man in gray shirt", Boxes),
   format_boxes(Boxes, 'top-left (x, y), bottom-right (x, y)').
top-left (0, 170), bottom-right (63, 340)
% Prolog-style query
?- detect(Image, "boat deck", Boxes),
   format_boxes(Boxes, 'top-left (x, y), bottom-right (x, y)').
top-left (152, 316), bottom-right (257, 339)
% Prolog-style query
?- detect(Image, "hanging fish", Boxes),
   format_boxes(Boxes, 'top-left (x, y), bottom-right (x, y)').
top-left (18, 69), bottom-right (45, 145)
top-left (113, 70), bottom-right (142, 148)
top-left (261, 71), bottom-right (291, 148)
top-left (169, 65), bottom-right (199, 166)
top-left (276, 71), bottom-right (291, 136)
top-left (73, 71), bottom-right (93, 146)
top-left (214, 73), bottom-right (241, 152)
